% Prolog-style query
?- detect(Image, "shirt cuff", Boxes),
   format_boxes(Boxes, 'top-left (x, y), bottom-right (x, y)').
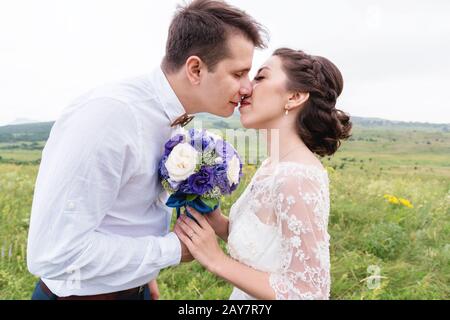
top-left (156, 232), bottom-right (181, 268)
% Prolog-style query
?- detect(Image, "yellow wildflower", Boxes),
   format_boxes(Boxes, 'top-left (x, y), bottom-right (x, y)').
top-left (384, 194), bottom-right (399, 204)
top-left (383, 194), bottom-right (413, 208)
top-left (388, 196), bottom-right (400, 205)
top-left (399, 198), bottom-right (414, 208)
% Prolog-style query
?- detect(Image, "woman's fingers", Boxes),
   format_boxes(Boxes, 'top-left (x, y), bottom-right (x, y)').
top-left (177, 216), bottom-right (196, 237)
top-left (186, 207), bottom-right (210, 230)
top-left (179, 218), bottom-right (204, 245)
top-left (181, 213), bottom-right (203, 234)
top-left (174, 223), bottom-right (192, 245)
top-left (177, 218), bottom-right (200, 245)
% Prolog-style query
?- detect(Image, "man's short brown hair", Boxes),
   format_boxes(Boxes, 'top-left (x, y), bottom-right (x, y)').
top-left (162, 0), bottom-right (268, 73)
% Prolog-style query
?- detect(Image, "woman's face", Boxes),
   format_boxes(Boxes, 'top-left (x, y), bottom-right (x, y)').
top-left (239, 55), bottom-right (290, 129)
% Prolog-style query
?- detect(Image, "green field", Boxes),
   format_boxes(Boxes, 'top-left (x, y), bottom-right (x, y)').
top-left (0, 124), bottom-right (449, 299)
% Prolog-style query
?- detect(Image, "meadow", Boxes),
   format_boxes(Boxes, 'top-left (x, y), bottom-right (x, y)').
top-left (0, 125), bottom-right (449, 299)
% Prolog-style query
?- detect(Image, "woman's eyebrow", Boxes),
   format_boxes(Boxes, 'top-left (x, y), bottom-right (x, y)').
top-left (256, 66), bottom-right (270, 74)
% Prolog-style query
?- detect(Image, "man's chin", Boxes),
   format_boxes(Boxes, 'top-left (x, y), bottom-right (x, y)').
top-left (223, 110), bottom-right (235, 118)
top-left (210, 109), bottom-right (235, 118)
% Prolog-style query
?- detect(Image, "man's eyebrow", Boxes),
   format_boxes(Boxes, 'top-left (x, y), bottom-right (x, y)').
top-left (235, 68), bottom-right (251, 73)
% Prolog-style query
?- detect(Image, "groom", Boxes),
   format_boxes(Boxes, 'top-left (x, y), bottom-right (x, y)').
top-left (27, 0), bottom-right (267, 300)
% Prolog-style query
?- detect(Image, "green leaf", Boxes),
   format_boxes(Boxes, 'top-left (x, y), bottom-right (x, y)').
top-left (199, 197), bottom-right (219, 209)
top-left (186, 194), bottom-right (198, 202)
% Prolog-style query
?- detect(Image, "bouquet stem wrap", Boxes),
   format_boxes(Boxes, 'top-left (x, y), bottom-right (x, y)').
top-left (166, 191), bottom-right (219, 219)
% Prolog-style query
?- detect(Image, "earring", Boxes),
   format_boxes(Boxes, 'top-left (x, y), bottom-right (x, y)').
top-left (285, 108), bottom-right (289, 116)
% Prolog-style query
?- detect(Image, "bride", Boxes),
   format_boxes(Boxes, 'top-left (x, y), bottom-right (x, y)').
top-left (174, 48), bottom-right (352, 300)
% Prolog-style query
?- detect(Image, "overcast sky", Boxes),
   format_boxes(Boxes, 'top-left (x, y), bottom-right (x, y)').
top-left (1, 0), bottom-right (449, 125)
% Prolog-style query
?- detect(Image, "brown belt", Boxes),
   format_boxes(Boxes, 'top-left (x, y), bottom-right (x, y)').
top-left (39, 280), bottom-right (147, 300)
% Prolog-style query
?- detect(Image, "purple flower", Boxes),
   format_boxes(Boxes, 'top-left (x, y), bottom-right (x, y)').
top-left (159, 156), bottom-right (169, 179)
top-left (168, 179), bottom-right (180, 190)
top-left (218, 153), bottom-right (243, 193)
top-left (188, 129), bottom-right (215, 152)
top-left (164, 134), bottom-right (185, 156)
top-left (187, 166), bottom-right (214, 195)
top-left (213, 163), bottom-right (231, 194)
top-left (215, 139), bottom-right (236, 161)
top-left (178, 181), bottom-right (193, 194)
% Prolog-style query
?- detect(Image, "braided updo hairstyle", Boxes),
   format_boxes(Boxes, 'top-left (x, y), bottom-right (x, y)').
top-left (273, 48), bottom-right (352, 157)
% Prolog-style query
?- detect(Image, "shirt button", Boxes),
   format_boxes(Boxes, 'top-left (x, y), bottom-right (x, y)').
top-left (67, 201), bottom-right (76, 210)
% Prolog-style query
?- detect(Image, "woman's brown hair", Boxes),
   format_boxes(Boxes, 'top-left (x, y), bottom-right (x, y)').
top-left (273, 48), bottom-right (352, 156)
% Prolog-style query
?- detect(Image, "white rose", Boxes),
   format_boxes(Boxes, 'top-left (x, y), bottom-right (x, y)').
top-left (226, 154), bottom-right (241, 186)
top-left (165, 143), bottom-right (199, 182)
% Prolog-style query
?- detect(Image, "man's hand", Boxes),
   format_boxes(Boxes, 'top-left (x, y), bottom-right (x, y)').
top-left (147, 279), bottom-right (160, 300)
top-left (177, 230), bottom-right (194, 262)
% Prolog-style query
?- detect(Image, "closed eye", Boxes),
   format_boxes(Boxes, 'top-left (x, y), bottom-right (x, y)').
top-left (254, 76), bottom-right (265, 81)
top-left (234, 70), bottom-right (250, 78)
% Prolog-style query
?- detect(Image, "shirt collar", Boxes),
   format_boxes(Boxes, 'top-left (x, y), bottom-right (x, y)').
top-left (151, 66), bottom-right (186, 125)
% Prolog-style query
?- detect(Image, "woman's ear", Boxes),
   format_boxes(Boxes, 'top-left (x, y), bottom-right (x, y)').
top-left (185, 56), bottom-right (204, 85)
top-left (286, 91), bottom-right (309, 110)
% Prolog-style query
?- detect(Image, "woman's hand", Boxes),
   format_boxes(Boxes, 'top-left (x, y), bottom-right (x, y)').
top-left (174, 208), bottom-right (275, 300)
top-left (174, 207), bottom-right (227, 273)
top-left (147, 278), bottom-right (160, 300)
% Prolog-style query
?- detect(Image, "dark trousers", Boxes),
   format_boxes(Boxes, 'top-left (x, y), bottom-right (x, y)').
top-left (31, 280), bottom-right (151, 300)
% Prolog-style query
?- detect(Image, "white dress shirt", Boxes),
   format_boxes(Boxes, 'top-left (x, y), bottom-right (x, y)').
top-left (27, 67), bottom-right (186, 296)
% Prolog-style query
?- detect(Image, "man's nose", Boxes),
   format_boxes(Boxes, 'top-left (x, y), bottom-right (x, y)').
top-left (239, 76), bottom-right (253, 97)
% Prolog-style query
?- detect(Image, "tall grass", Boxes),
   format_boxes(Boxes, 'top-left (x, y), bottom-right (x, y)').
top-left (0, 129), bottom-right (449, 299)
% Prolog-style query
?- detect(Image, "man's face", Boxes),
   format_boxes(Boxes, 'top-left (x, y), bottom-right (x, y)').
top-left (199, 33), bottom-right (255, 118)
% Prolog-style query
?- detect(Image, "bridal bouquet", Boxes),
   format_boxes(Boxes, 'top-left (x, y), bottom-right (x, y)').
top-left (159, 128), bottom-right (242, 218)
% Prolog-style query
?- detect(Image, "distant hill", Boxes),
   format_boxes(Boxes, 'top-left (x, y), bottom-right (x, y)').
top-left (350, 116), bottom-right (450, 132)
top-left (0, 114), bottom-right (448, 143)
top-left (192, 113), bottom-right (450, 132)
top-left (0, 122), bottom-right (54, 143)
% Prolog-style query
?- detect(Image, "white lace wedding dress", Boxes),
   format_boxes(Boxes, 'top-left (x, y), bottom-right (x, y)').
top-left (227, 159), bottom-right (331, 300)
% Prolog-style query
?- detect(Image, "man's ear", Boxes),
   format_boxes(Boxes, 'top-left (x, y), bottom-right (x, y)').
top-left (185, 56), bottom-right (205, 85)
top-left (287, 91), bottom-right (310, 110)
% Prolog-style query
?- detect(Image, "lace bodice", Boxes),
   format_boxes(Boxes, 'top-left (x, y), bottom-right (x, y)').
top-left (227, 159), bottom-right (331, 300)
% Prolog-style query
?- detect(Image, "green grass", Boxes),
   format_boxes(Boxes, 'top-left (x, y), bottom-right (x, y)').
top-left (0, 165), bottom-right (38, 298)
top-left (0, 141), bottom-right (44, 163)
top-left (0, 128), bottom-right (449, 299)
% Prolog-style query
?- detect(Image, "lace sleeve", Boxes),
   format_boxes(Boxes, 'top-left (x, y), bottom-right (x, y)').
top-left (269, 165), bottom-right (330, 300)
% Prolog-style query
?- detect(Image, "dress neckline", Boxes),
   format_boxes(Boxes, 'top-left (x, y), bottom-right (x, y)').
top-left (260, 157), bottom-right (326, 173)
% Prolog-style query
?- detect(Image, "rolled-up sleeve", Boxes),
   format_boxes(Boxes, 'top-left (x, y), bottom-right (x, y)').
top-left (27, 97), bottom-right (181, 286)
